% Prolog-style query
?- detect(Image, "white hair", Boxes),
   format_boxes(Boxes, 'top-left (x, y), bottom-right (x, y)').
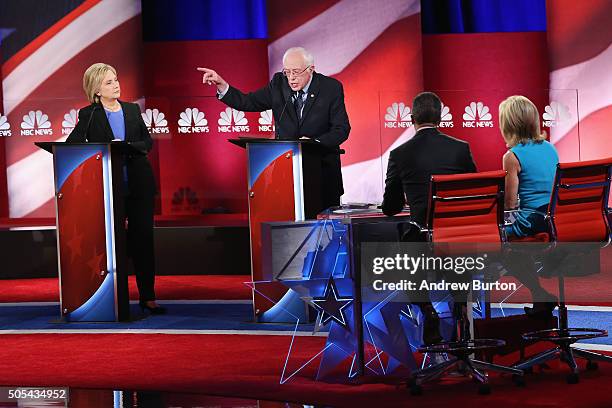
top-left (282, 47), bottom-right (314, 66)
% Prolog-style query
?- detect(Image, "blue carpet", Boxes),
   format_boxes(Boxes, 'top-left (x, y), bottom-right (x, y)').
top-left (1, 303), bottom-right (610, 347)
top-left (490, 307), bottom-right (612, 345)
top-left (0, 303), bottom-right (316, 332)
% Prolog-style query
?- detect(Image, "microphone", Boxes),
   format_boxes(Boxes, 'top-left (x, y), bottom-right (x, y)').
top-left (275, 91), bottom-right (295, 140)
top-left (83, 104), bottom-right (99, 142)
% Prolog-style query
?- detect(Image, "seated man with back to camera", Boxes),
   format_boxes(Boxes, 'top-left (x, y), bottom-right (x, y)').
top-left (381, 91), bottom-right (477, 345)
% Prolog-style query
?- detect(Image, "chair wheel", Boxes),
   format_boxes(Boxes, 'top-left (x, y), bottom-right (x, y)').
top-left (409, 384), bottom-right (423, 396)
top-left (567, 373), bottom-right (579, 384)
top-left (478, 384), bottom-right (491, 395)
top-left (586, 361), bottom-right (599, 371)
top-left (512, 374), bottom-right (525, 387)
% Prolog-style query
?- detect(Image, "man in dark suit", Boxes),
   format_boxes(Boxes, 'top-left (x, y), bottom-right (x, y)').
top-left (381, 92), bottom-right (477, 345)
top-left (382, 92), bottom-right (477, 225)
top-left (198, 47), bottom-right (350, 211)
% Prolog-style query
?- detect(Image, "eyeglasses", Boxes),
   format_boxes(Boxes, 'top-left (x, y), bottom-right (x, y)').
top-left (282, 65), bottom-right (311, 78)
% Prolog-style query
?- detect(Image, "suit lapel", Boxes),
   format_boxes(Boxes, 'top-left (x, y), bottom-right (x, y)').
top-left (281, 83), bottom-right (299, 126)
top-left (300, 73), bottom-right (319, 125)
top-left (119, 101), bottom-right (131, 141)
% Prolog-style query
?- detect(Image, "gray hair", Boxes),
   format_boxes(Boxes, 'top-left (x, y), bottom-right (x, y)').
top-left (282, 47), bottom-right (314, 66)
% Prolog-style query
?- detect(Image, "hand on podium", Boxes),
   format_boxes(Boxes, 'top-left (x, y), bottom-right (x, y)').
top-left (197, 67), bottom-right (229, 94)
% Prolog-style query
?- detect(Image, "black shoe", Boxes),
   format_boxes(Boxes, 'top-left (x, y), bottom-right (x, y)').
top-left (524, 302), bottom-right (556, 319)
top-left (524, 292), bottom-right (557, 319)
top-left (139, 301), bottom-right (167, 315)
top-left (421, 307), bottom-right (443, 345)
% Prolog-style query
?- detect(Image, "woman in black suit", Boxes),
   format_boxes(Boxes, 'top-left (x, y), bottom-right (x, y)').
top-left (67, 63), bottom-right (165, 314)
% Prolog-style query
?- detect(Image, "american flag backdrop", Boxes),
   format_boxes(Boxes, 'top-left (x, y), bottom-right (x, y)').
top-left (547, 0), bottom-right (612, 164)
top-left (1, 0), bottom-right (143, 219)
top-left (1, 0), bottom-right (612, 220)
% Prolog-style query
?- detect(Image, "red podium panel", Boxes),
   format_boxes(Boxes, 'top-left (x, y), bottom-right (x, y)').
top-left (230, 138), bottom-right (325, 320)
top-left (36, 142), bottom-right (134, 322)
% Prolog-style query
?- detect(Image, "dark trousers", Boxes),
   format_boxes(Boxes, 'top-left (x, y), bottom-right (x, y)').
top-left (125, 195), bottom-right (156, 302)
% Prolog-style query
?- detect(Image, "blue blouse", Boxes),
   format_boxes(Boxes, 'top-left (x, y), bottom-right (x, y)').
top-left (105, 107), bottom-right (125, 141)
top-left (506, 140), bottom-right (559, 237)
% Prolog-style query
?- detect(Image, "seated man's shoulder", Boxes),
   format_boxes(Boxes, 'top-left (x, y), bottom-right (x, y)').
top-left (438, 131), bottom-right (470, 147)
top-left (391, 138), bottom-right (416, 156)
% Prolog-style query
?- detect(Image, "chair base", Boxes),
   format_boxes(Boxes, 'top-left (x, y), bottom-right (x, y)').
top-left (514, 332), bottom-right (612, 383)
top-left (408, 342), bottom-right (523, 394)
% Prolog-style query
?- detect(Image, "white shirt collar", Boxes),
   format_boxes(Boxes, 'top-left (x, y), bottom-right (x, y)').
top-left (301, 73), bottom-right (313, 95)
top-left (416, 125), bottom-right (437, 133)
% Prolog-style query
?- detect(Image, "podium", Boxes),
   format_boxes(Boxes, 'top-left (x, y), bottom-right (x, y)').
top-left (229, 138), bottom-right (331, 321)
top-left (36, 142), bottom-right (134, 322)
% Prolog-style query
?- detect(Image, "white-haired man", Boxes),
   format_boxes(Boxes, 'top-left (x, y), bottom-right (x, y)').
top-left (198, 47), bottom-right (350, 211)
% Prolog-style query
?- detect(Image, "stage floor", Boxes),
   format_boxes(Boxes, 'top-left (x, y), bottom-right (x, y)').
top-left (1, 277), bottom-right (611, 407)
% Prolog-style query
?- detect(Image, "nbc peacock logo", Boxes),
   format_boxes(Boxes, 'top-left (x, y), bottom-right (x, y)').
top-left (439, 102), bottom-right (453, 128)
top-left (258, 109), bottom-right (274, 132)
top-left (543, 101), bottom-right (571, 128)
top-left (20, 110), bottom-right (53, 136)
top-left (142, 108), bottom-right (170, 134)
top-left (384, 102), bottom-right (412, 128)
top-left (61, 109), bottom-right (79, 135)
top-left (462, 101), bottom-right (493, 128)
top-left (177, 107), bottom-right (209, 134)
top-left (0, 113), bottom-right (11, 137)
top-left (217, 107), bottom-right (249, 133)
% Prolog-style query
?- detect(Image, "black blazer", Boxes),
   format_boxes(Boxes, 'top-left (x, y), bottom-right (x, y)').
top-left (66, 101), bottom-right (156, 197)
top-left (382, 128), bottom-right (477, 226)
top-left (221, 72), bottom-right (350, 200)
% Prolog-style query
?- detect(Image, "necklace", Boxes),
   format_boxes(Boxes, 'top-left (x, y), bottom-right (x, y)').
top-left (102, 101), bottom-right (120, 112)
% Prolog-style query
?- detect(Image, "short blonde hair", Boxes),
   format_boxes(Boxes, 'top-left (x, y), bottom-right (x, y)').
top-left (83, 63), bottom-right (117, 104)
top-left (498, 95), bottom-right (546, 147)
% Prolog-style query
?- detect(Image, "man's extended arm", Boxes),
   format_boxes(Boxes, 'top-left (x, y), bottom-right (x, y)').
top-left (220, 84), bottom-right (273, 112)
top-left (198, 66), bottom-right (273, 112)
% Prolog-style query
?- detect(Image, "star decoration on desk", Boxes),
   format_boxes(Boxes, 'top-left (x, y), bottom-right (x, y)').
top-left (303, 277), bottom-right (353, 331)
top-left (399, 304), bottom-right (419, 326)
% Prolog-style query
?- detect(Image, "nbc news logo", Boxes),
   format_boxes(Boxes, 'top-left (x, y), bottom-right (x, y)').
top-left (439, 102), bottom-right (453, 128)
top-left (178, 108), bottom-right (210, 134)
top-left (217, 108), bottom-right (249, 133)
top-left (384, 102), bottom-right (412, 128)
top-left (258, 110), bottom-right (274, 132)
top-left (61, 109), bottom-right (78, 135)
top-left (0, 113), bottom-right (11, 137)
top-left (462, 102), bottom-right (493, 128)
top-left (20, 110), bottom-right (53, 136)
top-left (142, 108), bottom-right (170, 135)
top-left (543, 101), bottom-right (571, 128)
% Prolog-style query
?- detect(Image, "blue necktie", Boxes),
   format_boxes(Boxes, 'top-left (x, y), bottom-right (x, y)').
top-left (294, 90), bottom-right (305, 120)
